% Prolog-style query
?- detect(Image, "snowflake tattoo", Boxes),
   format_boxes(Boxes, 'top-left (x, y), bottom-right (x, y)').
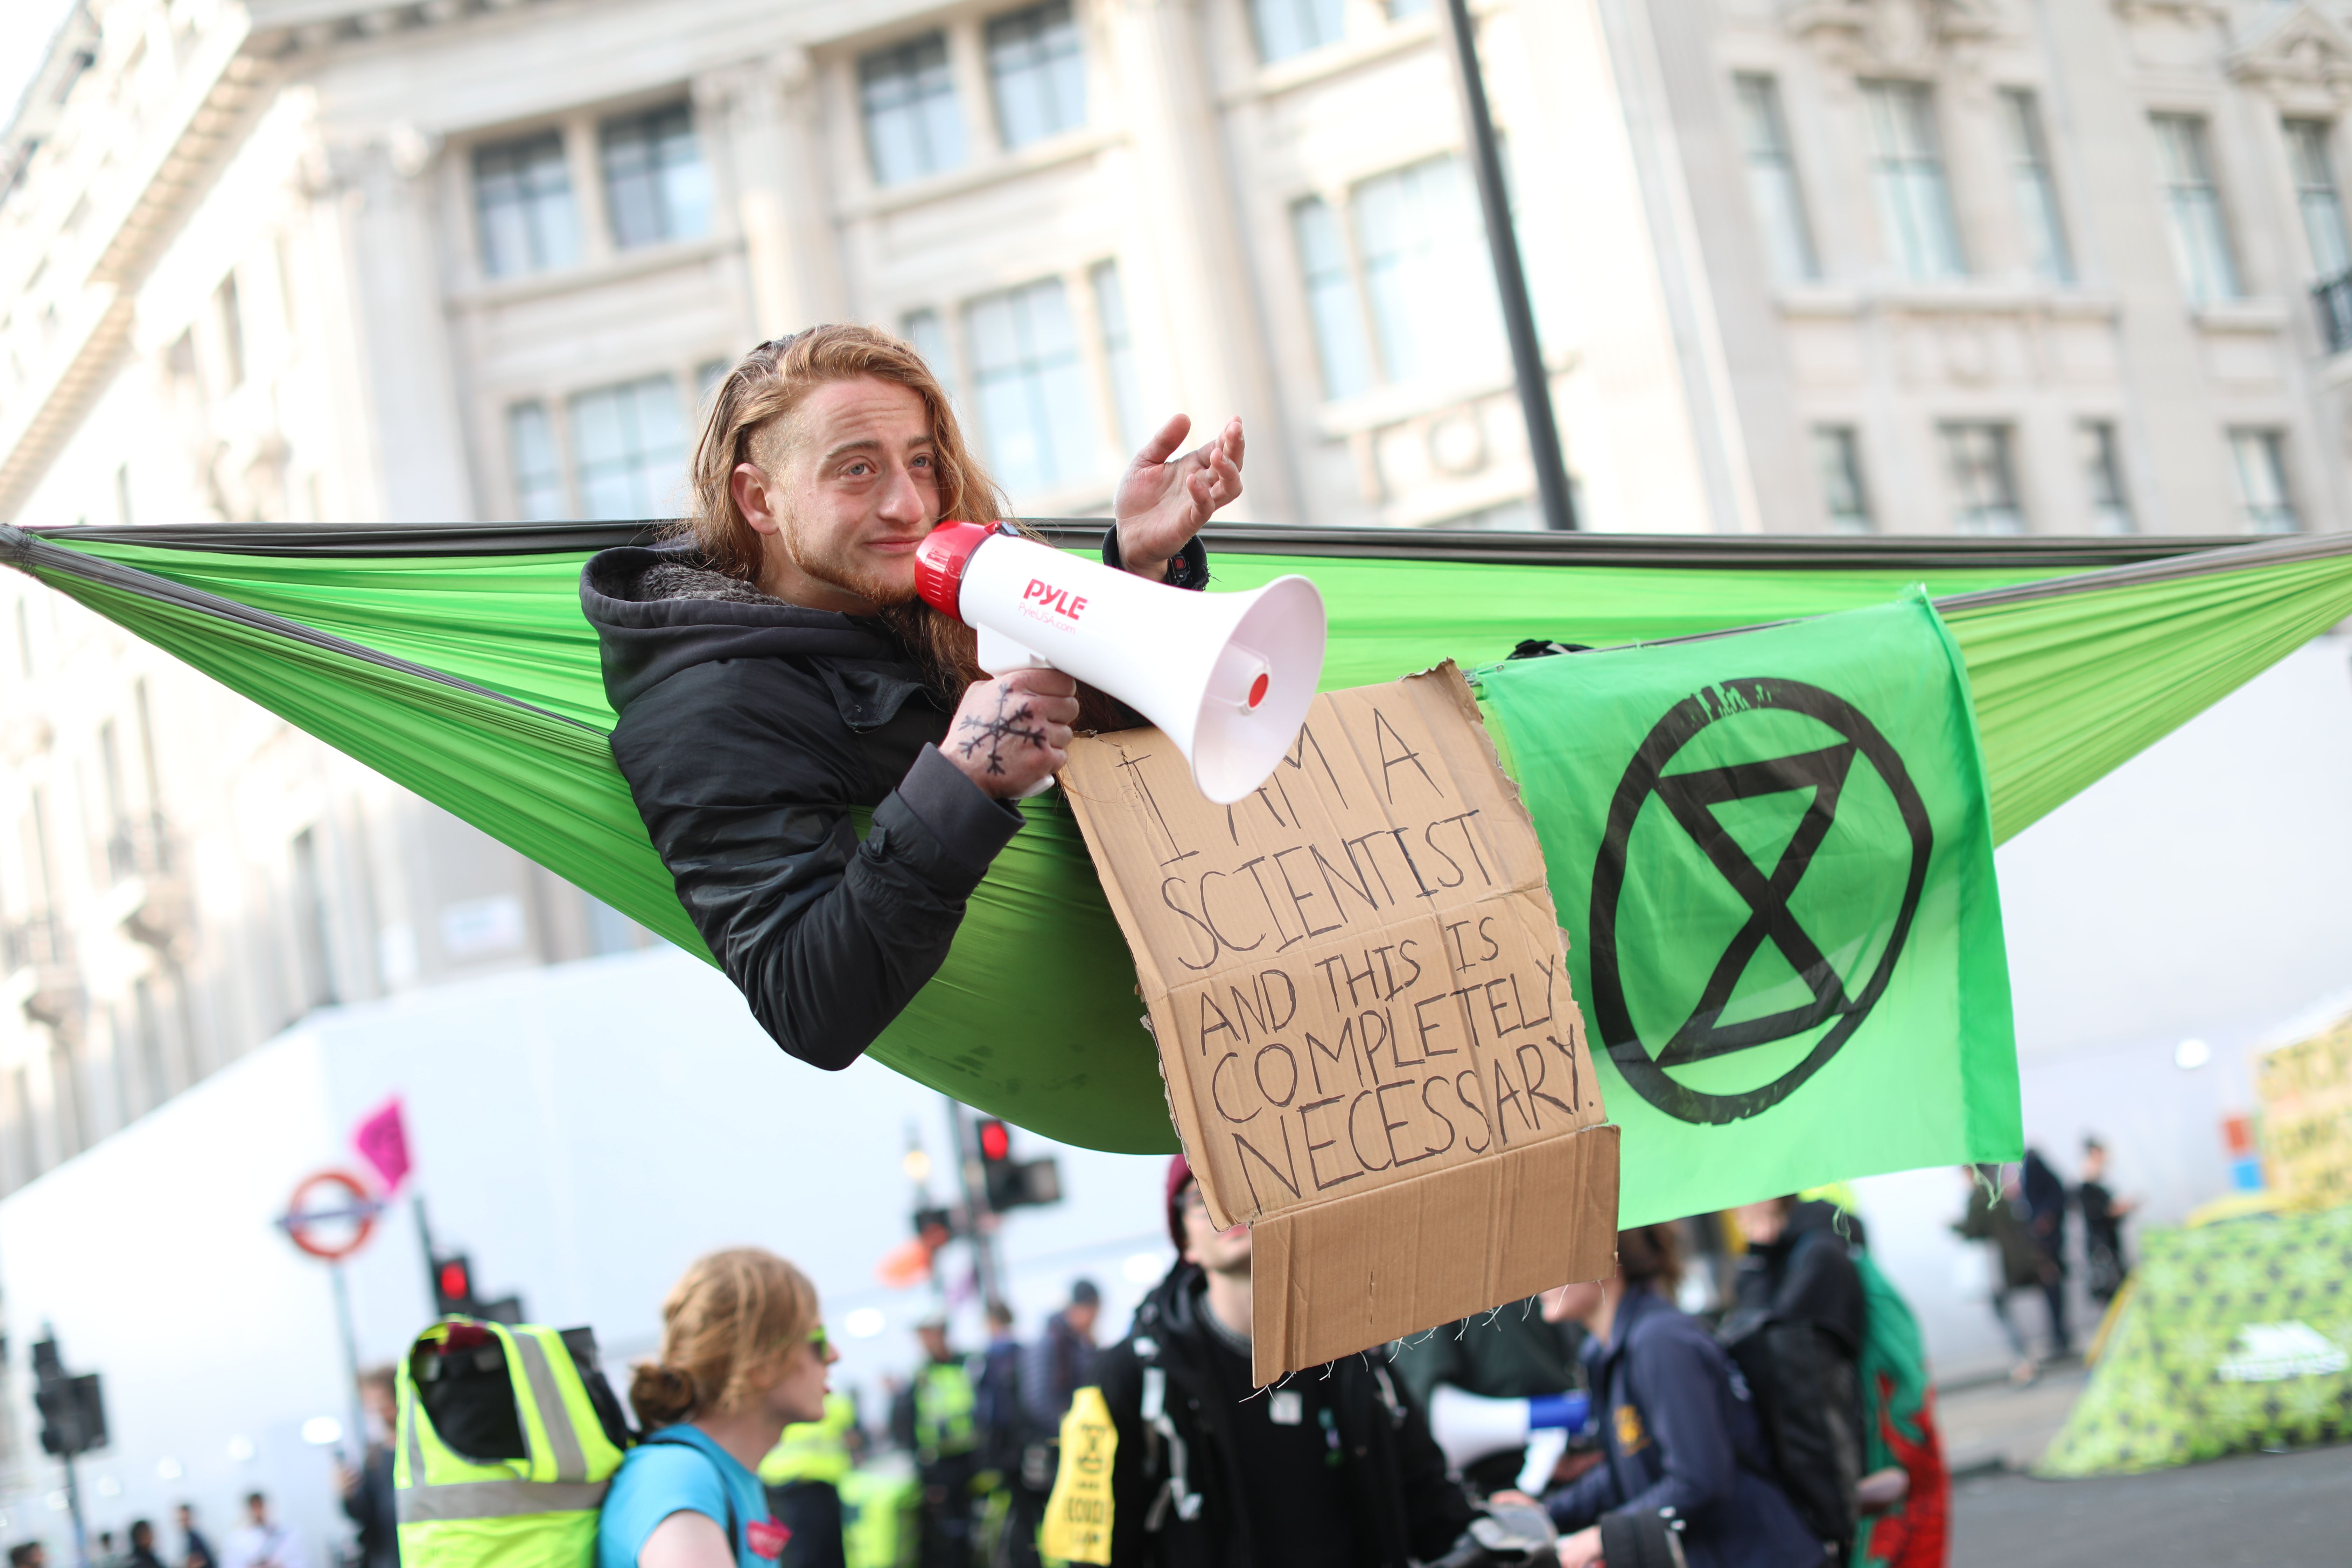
top-left (954, 690), bottom-right (1051, 776)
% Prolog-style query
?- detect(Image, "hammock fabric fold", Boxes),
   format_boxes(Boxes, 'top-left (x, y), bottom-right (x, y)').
top-left (6, 521), bottom-right (2348, 1154)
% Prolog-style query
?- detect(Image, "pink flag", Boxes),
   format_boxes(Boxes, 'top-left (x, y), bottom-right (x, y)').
top-left (353, 1096), bottom-right (412, 1192)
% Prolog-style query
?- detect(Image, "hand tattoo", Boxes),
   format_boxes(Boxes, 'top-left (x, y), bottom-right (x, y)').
top-left (955, 688), bottom-right (1051, 776)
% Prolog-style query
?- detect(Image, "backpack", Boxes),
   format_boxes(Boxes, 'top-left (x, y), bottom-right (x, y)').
top-left (394, 1317), bottom-right (634, 1567)
top-left (1719, 1233), bottom-right (1864, 1551)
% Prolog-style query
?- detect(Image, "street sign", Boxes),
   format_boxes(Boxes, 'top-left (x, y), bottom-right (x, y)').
top-left (276, 1169), bottom-right (384, 1260)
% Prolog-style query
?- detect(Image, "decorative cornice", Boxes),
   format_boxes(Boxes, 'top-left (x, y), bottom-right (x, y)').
top-left (2228, 2), bottom-right (2352, 104)
top-left (1782, 0), bottom-right (2002, 75)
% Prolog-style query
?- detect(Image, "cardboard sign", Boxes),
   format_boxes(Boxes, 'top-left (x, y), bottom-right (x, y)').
top-left (1062, 663), bottom-right (1619, 1383)
top-left (2255, 1008), bottom-right (2352, 1210)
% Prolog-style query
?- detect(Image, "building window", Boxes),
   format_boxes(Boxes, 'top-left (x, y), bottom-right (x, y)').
top-left (1862, 81), bottom-right (1965, 280)
top-left (1733, 75), bottom-right (1817, 284)
top-left (1813, 426), bottom-right (1872, 533)
top-left (601, 103), bottom-right (711, 249)
top-left (2150, 113), bottom-right (2239, 303)
top-left (2001, 88), bottom-right (2072, 285)
top-left (1386, 0), bottom-right (1432, 15)
top-left (568, 375), bottom-right (686, 520)
top-left (216, 274), bottom-right (244, 387)
top-left (2227, 429), bottom-right (2298, 534)
top-left (474, 131), bottom-right (579, 278)
top-left (964, 278), bottom-right (1100, 496)
top-left (1091, 260), bottom-right (1147, 451)
top-left (290, 827), bottom-right (336, 1010)
top-left (2079, 422), bottom-right (2132, 535)
top-left (1291, 196), bottom-right (1374, 400)
top-left (1940, 422), bottom-right (2025, 534)
top-left (862, 34), bottom-right (966, 186)
top-left (1353, 155), bottom-right (1505, 386)
top-left (1252, 0), bottom-right (1346, 63)
top-left (2286, 120), bottom-right (2351, 279)
top-left (988, 1), bottom-right (1087, 149)
top-left (507, 401), bottom-right (567, 520)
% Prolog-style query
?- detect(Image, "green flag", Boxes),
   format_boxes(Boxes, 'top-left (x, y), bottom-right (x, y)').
top-left (1481, 590), bottom-right (2019, 1225)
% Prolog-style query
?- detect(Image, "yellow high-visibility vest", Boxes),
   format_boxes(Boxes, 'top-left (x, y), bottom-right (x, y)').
top-left (912, 1360), bottom-right (978, 1463)
top-left (393, 1318), bottom-right (625, 1568)
top-left (761, 1391), bottom-right (857, 1487)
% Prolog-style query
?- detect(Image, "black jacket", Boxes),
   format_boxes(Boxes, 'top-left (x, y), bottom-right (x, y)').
top-left (341, 1441), bottom-right (399, 1568)
top-left (582, 542), bottom-right (1029, 1069)
top-left (1729, 1202), bottom-right (1866, 1356)
top-left (1082, 1264), bottom-right (1471, 1568)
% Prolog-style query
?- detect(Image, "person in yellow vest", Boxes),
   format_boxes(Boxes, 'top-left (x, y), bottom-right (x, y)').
top-left (888, 1316), bottom-right (981, 1568)
top-left (597, 1248), bottom-right (840, 1567)
top-left (761, 1392), bottom-right (860, 1568)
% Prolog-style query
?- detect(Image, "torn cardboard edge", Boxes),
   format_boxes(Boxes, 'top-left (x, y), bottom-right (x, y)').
top-left (1061, 662), bottom-right (1622, 1382)
top-left (1251, 1121), bottom-right (1621, 1386)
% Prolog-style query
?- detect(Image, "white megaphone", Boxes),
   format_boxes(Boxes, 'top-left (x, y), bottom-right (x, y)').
top-left (1428, 1384), bottom-right (1595, 1471)
top-left (913, 522), bottom-right (1326, 805)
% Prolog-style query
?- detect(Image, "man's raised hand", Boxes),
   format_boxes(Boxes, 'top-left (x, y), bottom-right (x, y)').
top-left (1113, 413), bottom-right (1245, 582)
top-left (946, 667), bottom-right (1080, 798)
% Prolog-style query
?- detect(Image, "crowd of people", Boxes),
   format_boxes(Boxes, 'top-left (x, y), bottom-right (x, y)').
top-left (11, 1497), bottom-right (292, 1568)
top-left (1953, 1137), bottom-right (2140, 1386)
top-left (527, 1161), bottom-right (1943, 1568)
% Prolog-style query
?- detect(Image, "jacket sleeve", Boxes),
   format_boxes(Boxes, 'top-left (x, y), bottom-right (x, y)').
top-left (1384, 1371), bottom-right (1477, 1560)
top-left (1602, 1332), bottom-right (1740, 1524)
top-left (1543, 1451), bottom-right (1624, 1530)
top-left (610, 664), bottom-right (1022, 1071)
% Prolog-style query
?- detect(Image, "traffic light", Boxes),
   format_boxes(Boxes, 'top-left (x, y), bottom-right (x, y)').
top-left (30, 1337), bottom-right (105, 1458)
top-left (431, 1252), bottom-right (524, 1323)
top-left (433, 1253), bottom-right (476, 1317)
top-left (974, 1118), bottom-right (1061, 1211)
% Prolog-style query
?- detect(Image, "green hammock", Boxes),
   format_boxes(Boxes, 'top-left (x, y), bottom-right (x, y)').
top-left (6, 521), bottom-right (2348, 1154)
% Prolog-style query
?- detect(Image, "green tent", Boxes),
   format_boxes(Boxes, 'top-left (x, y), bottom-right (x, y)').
top-left (2039, 1206), bottom-right (2352, 1474)
top-left (5, 520), bottom-right (2349, 1160)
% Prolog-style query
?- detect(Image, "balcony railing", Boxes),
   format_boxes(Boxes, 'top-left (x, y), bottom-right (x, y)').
top-left (2, 912), bottom-right (81, 1029)
top-left (105, 812), bottom-right (174, 883)
top-left (2313, 268), bottom-right (2352, 355)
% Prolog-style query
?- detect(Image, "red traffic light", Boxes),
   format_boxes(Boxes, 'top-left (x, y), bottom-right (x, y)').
top-left (438, 1259), bottom-right (472, 1301)
top-left (977, 1119), bottom-right (1011, 1162)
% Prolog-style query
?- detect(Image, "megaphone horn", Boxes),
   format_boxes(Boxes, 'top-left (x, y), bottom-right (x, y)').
top-left (914, 522), bottom-right (1326, 805)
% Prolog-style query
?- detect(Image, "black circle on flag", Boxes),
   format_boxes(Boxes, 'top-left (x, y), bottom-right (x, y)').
top-left (1587, 678), bottom-right (1932, 1126)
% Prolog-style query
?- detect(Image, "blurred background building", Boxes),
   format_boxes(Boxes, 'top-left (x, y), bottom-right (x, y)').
top-left (2, 0), bottom-right (2351, 1557)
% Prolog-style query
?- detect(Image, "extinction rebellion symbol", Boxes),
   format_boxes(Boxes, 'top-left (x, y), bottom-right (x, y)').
top-left (1588, 678), bottom-right (1932, 1126)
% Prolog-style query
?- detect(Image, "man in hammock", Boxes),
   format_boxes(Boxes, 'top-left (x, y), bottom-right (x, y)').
top-left (581, 325), bottom-right (1244, 1069)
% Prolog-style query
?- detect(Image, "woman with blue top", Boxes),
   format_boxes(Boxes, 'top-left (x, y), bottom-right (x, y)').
top-left (600, 1248), bottom-right (839, 1568)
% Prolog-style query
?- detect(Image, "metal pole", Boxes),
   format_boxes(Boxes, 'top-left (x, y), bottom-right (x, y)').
top-left (1441, 0), bottom-right (1577, 531)
top-left (941, 1096), bottom-right (1003, 1312)
top-left (61, 1448), bottom-right (86, 1568)
top-left (329, 1261), bottom-right (369, 1465)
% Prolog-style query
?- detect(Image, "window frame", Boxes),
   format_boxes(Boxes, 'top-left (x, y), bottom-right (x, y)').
top-left (2078, 421), bottom-right (2133, 536)
top-left (2227, 427), bottom-right (2299, 534)
top-left (859, 31), bottom-right (968, 188)
top-left (986, 0), bottom-right (1088, 151)
top-left (1999, 87), bottom-right (2073, 285)
top-left (598, 100), bottom-right (712, 251)
top-left (471, 127), bottom-right (581, 280)
top-left (1811, 425), bottom-right (1872, 534)
top-left (1939, 421), bottom-right (2027, 535)
top-left (2284, 118), bottom-right (2351, 281)
top-left (961, 274), bottom-right (1105, 497)
top-left (1250, 0), bottom-right (1349, 65)
top-left (1861, 79), bottom-right (1967, 282)
top-left (2150, 111), bottom-right (2242, 304)
top-left (1733, 73), bottom-right (1819, 285)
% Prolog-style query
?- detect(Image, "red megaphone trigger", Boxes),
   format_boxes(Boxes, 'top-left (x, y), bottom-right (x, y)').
top-left (913, 521), bottom-right (1000, 622)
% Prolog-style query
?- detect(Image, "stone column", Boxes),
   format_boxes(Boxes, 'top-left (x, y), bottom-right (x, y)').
top-left (1102, 0), bottom-right (1301, 520)
top-left (702, 49), bottom-right (848, 338)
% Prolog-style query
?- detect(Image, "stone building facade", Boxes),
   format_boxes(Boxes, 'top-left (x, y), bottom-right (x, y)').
top-left (2, 0), bottom-right (2350, 1208)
